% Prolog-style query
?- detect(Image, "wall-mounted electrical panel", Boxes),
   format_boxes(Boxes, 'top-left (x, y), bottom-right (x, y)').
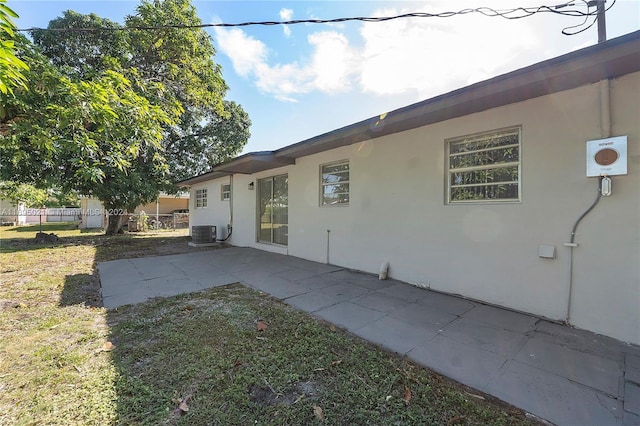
top-left (586, 135), bottom-right (628, 177)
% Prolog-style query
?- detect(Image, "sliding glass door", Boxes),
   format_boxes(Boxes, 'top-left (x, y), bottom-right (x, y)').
top-left (257, 174), bottom-right (288, 246)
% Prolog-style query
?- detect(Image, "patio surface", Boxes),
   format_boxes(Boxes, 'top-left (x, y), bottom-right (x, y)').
top-left (98, 247), bottom-right (640, 425)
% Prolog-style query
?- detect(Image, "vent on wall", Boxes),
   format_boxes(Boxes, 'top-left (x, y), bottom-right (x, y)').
top-left (191, 225), bottom-right (217, 244)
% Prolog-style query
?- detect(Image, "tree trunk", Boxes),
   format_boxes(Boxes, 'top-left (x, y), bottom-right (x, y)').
top-left (105, 213), bottom-right (126, 236)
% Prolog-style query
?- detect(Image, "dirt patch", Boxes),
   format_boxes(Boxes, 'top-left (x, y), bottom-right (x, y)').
top-left (0, 299), bottom-right (21, 309)
top-left (249, 381), bottom-right (321, 407)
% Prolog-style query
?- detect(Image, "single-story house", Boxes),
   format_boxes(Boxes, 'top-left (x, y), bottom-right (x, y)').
top-left (79, 192), bottom-right (189, 229)
top-left (179, 31), bottom-right (639, 345)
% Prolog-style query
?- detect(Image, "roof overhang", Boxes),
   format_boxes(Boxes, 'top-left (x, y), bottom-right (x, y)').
top-left (215, 152), bottom-right (295, 174)
top-left (275, 30), bottom-right (640, 159)
top-left (179, 31), bottom-right (639, 184)
top-left (177, 152), bottom-right (295, 186)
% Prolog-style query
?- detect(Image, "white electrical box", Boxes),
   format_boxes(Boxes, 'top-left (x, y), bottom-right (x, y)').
top-left (586, 136), bottom-right (628, 177)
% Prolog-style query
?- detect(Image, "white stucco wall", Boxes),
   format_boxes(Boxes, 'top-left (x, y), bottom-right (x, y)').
top-left (189, 177), bottom-right (232, 240)
top-left (192, 72), bottom-right (639, 344)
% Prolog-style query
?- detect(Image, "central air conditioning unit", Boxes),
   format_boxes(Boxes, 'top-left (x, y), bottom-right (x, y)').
top-left (191, 225), bottom-right (217, 244)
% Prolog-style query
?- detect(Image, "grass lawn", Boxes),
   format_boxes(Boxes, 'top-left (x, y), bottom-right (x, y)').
top-left (0, 223), bottom-right (540, 425)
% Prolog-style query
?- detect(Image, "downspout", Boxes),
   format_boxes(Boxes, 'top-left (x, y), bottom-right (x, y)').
top-left (564, 79), bottom-right (611, 323)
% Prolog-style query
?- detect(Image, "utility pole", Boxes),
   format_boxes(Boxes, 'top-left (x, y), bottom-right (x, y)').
top-left (597, 0), bottom-right (607, 43)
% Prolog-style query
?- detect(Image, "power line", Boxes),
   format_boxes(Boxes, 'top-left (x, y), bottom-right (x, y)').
top-left (16, 2), bottom-right (615, 34)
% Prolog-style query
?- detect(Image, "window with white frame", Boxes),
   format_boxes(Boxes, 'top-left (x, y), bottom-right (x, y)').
top-left (320, 160), bottom-right (349, 206)
top-left (221, 184), bottom-right (231, 201)
top-left (195, 188), bottom-right (208, 208)
top-left (447, 127), bottom-right (521, 203)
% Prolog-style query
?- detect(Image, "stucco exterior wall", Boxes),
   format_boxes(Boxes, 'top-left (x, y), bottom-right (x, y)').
top-left (192, 73), bottom-right (639, 344)
top-left (189, 177), bottom-right (232, 240)
top-left (284, 73), bottom-right (638, 344)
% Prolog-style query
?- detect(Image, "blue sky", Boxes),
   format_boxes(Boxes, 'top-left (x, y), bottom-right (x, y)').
top-left (12, 0), bottom-right (640, 154)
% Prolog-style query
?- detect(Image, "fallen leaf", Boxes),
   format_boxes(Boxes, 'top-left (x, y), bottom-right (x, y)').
top-left (403, 385), bottom-right (412, 405)
top-left (174, 391), bottom-right (194, 416)
top-left (331, 359), bottom-right (342, 366)
top-left (313, 405), bottom-right (324, 421)
top-left (257, 320), bottom-right (268, 331)
top-left (329, 325), bottom-right (336, 332)
top-left (103, 341), bottom-right (115, 351)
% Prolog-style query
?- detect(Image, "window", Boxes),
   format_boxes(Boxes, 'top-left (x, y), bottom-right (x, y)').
top-left (195, 188), bottom-right (207, 208)
top-left (321, 160), bottom-right (349, 206)
top-left (447, 127), bottom-right (521, 203)
top-left (221, 184), bottom-right (231, 201)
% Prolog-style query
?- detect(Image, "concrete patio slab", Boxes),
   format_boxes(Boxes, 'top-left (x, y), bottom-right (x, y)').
top-left (98, 246), bottom-right (640, 425)
top-left (97, 259), bottom-right (145, 289)
top-left (376, 282), bottom-right (431, 301)
top-left (352, 292), bottom-right (409, 313)
top-left (408, 335), bottom-right (507, 390)
top-left (285, 291), bottom-right (340, 313)
top-left (315, 301), bottom-right (387, 331)
top-left (251, 275), bottom-right (308, 300)
top-left (625, 381), bottom-right (640, 416)
top-left (319, 282), bottom-right (370, 302)
top-left (440, 318), bottom-right (529, 357)
top-left (416, 290), bottom-right (476, 315)
top-left (533, 320), bottom-right (627, 362)
top-left (353, 315), bottom-right (436, 355)
top-left (388, 303), bottom-right (458, 331)
top-left (486, 360), bottom-right (623, 426)
top-left (294, 275), bottom-right (340, 290)
top-left (462, 304), bottom-right (538, 333)
top-left (515, 338), bottom-right (621, 396)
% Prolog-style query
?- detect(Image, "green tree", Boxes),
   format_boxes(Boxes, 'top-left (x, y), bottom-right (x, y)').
top-left (0, 0), bottom-right (29, 95)
top-left (31, 10), bottom-right (129, 80)
top-left (31, 0), bottom-right (251, 182)
top-left (126, 0), bottom-right (250, 181)
top-left (0, 181), bottom-right (47, 208)
top-left (1, 36), bottom-right (179, 234)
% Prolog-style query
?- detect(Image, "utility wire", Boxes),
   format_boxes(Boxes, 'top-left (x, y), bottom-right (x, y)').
top-left (16, 1), bottom-right (615, 33)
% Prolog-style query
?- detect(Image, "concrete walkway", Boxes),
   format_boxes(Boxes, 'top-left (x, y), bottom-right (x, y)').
top-left (98, 247), bottom-right (640, 425)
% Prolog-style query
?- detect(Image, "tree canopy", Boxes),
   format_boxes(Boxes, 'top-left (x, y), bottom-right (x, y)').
top-left (30, 0), bottom-right (250, 183)
top-left (0, 181), bottom-right (47, 208)
top-left (1, 0), bottom-right (251, 234)
top-left (0, 0), bottom-right (29, 94)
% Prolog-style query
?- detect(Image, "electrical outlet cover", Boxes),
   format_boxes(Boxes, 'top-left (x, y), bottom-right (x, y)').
top-left (586, 135), bottom-right (627, 177)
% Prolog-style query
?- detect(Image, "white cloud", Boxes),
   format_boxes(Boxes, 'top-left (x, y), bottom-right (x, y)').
top-left (358, 6), bottom-right (540, 98)
top-left (215, 3), bottom-right (549, 102)
top-left (280, 8), bottom-right (293, 37)
top-left (308, 31), bottom-right (356, 92)
top-left (215, 27), bottom-right (357, 102)
top-left (214, 28), bottom-right (267, 78)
